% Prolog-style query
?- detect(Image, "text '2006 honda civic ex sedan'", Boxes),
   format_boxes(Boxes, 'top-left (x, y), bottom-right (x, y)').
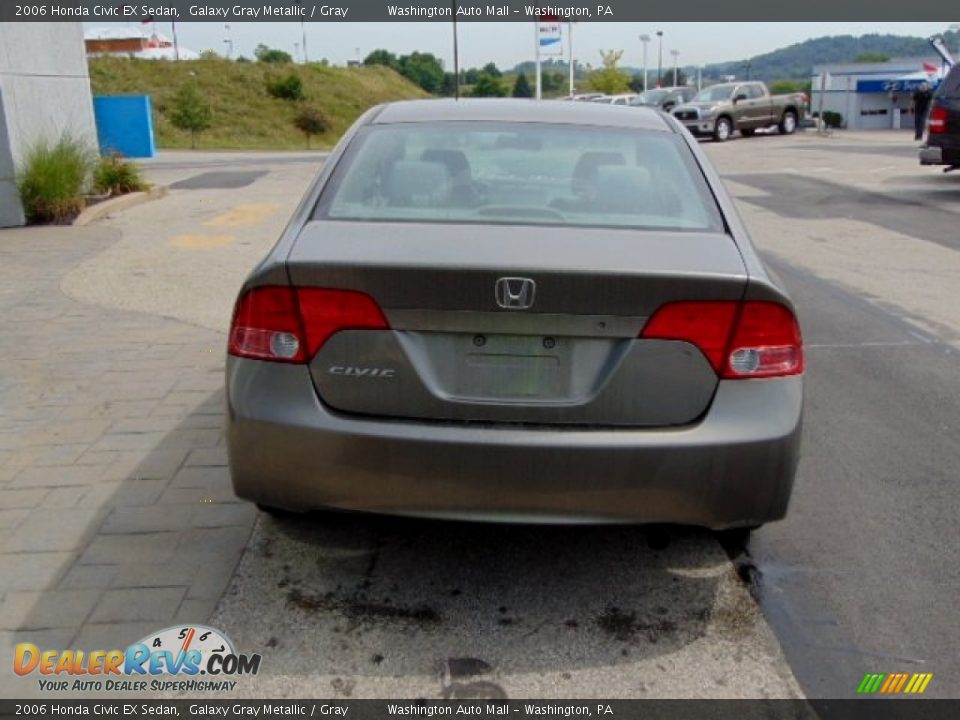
top-left (226, 99), bottom-right (804, 529)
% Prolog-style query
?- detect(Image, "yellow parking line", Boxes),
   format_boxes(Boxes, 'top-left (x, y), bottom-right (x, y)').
top-left (205, 203), bottom-right (281, 228)
top-left (170, 234), bottom-right (236, 249)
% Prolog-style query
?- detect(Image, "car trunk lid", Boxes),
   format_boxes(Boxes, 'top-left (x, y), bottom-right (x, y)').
top-left (287, 221), bottom-right (748, 427)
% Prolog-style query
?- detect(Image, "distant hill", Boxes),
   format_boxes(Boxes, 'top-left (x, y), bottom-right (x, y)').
top-left (513, 31), bottom-right (958, 86)
top-left (698, 32), bottom-right (957, 82)
top-left (89, 56), bottom-right (427, 150)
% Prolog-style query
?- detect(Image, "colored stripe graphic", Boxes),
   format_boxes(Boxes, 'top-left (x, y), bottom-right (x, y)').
top-left (857, 673), bottom-right (885, 694)
top-left (858, 672), bottom-right (932, 695)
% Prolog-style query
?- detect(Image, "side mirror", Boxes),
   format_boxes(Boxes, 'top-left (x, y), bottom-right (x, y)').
top-left (734, 93), bottom-right (748, 103)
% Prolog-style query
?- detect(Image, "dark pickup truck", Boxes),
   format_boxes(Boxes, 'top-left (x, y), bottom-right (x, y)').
top-left (920, 63), bottom-right (960, 171)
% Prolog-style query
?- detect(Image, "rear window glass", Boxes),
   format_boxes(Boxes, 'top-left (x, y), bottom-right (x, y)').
top-left (314, 122), bottom-right (724, 232)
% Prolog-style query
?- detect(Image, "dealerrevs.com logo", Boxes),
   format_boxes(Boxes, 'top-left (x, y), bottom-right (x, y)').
top-left (14, 625), bottom-right (261, 693)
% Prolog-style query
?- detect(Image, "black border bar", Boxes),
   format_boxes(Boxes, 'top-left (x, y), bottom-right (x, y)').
top-left (1, 1), bottom-right (954, 22)
top-left (1, 700), bottom-right (959, 719)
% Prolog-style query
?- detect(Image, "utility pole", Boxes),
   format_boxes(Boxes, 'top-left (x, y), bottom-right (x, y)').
top-left (223, 23), bottom-right (232, 59)
top-left (171, 21), bottom-right (180, 61)
top-left (535, 22), bottom-right (542, 100)
top-left (301, 20), bottom-right (308, 63)
top-left (671, 49), bottom-right (679, 86)
top-left (452, 0), bottom-right (460, 99)
top-left (656, 30), bottom-right (663, 87)
top-left (568, 22), bottom-right (574, 98)
top-left (639, 34), bottom-right (651, 91)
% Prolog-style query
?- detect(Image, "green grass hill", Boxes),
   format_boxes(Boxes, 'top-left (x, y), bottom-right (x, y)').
top-left (88, 56), bottom-right (428, 150)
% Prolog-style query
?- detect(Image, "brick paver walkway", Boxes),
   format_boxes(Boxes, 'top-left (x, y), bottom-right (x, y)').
top-left (0, 226), bottom-right (255, 692)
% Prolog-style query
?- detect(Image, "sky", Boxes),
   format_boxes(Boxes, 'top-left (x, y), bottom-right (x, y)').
top-left (83, 22), bottom-right (956, 70)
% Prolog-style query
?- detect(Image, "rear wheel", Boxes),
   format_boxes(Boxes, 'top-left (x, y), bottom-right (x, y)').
top-left (779, 110), bottom-right (798, 135)
top-left (713, 117), bottom-right (733, 142)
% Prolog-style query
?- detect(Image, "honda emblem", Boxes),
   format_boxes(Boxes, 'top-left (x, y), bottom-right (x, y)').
top-left (495, 277), bottom-right (536, 310)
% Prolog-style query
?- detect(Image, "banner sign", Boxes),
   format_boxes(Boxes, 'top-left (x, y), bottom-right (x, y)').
top-left (538, 21), bottom-right (563, 55)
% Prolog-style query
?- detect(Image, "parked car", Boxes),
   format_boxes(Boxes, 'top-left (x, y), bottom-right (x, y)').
top-left (672, 81), bottom-right (806, 141)
top-left (919, 63), bottom-right (960, 171)
top-left (600, 93), bottom-right (641, 106)
top-left (226, 99), bottom-right (804, 529)
top-left (631, 87), bottom-right (697, 112)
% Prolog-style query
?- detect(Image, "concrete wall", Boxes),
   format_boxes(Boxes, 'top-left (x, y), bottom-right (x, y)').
top-left (0, 22), bottom-right (98, 227)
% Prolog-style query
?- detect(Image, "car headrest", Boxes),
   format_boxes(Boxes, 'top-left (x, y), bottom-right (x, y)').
top-left (420, 149), bottom-right (471, 180)
top-left (384, 160), bottom-right (449, 204)
top-left (594, 166), bottom-right (653, 212)
top-left (571, 152), bottom-right (626, 194)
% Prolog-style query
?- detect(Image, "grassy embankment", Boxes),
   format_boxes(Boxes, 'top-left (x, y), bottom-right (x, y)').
top-left (88, 56), bottom-right (429, 150)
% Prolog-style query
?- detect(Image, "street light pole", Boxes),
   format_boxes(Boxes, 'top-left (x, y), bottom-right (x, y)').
top-left (639, 34), bottom-right (651, 91)
top-left (301, 20), bottom-right (308, 63)
top-left (656, 30), bottom-right (663, 88)
top-left (671, 49), bottom-right (679, 86)
top-left (568, 21), bottom-right (575, 98)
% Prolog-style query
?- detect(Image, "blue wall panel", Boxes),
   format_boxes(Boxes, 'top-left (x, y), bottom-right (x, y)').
top-left (93, 95), bottom-right (156, 158)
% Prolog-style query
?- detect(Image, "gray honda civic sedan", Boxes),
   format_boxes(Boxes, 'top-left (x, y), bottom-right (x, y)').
top-left (226, 99), bottom-right (803, 529)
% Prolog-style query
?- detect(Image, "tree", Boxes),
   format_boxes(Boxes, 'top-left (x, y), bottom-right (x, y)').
top-left (255, 44), bottom-right (293, 64)
top-left (169, 83), bottom-right (212, 149)
top-left (481, 62), bottom-right (502, 78)
top-left (659, 69), bottom-right (687, 87)
top-left (464, 68), bottom-right (481, 85)
top-left (541, 71), bottom-right (564, 93)
top-left (512, 72), bottom-right (533, 98)
top-left (769, 79), bottom-right (812, 95)
top-left (441, 72), bottom-right (458, 96)
top-left (471, 73), bottom-right (507, 97)
top-left (293, 106), bottom-right (330, 149)
top-left (588, 50), bottom-right (631, 95)
top-left (397, 52), bottom-right (445, 94)
top-left (363, 49), bottom-right (399, 70)
top-left (853, 52), bottom-right (890, 63)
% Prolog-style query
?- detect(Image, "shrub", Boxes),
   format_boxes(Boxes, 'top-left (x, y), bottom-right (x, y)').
top-left (16, 134), bottom-right (93, 224)
top-left (822, 111), bottom-right (844, 129)
top-left (471, 74), bottom-right (507, 98)
top-left (266, 74), bottom-right (304, 101)
top-left (169, 83), bottom-right (213, 149)
top-left (93, 153), bottom-right (148, 196)
top-left (255, 44), bottom-right (293, 64)
top-left (293, 106), bottom-right (331, 148)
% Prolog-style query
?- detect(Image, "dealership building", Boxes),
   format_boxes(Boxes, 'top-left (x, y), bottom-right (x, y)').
top-left (810, 56), bottom-right (947, 130)
top-left (0, 23), bottom-right (98, 227)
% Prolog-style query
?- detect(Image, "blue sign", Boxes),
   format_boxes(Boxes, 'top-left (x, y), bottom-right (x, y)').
top-left (93, 96), bottom-right (156, 158)
top-left (857, 78), bottom-right (935, 93)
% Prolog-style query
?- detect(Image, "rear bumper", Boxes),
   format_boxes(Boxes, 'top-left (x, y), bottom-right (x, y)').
top-left (920, 142), bottom-right (960, 166)
top-left (226, 358), bottom-right (803, 529)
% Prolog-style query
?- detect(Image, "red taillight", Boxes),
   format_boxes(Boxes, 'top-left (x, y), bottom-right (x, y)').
top-left (724, 301), bottom-right (804, 379)
top-left (228, 286), bottom-right (387, 364)
top-left (928, 106), bottom-right (948, 134)
top-left (640, 301), bottom-right (739, 372)
top-left (641, 300), bottom-right (803, 379)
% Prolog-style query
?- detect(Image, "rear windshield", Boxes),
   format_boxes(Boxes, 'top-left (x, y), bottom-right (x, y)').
top-left (314, 122), bottom-right (724, 232)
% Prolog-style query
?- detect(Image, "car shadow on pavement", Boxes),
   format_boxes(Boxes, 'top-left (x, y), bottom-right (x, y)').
top-left (209, 506), bottom-right (758, 697)
top-left (2, 385), bottom-right (257, 698)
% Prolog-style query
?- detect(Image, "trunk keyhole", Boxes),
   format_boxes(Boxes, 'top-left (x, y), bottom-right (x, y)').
top-left (473, 335), bottom-right (486, 348)
top-left (543, 337), bottom-right (556, 350)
